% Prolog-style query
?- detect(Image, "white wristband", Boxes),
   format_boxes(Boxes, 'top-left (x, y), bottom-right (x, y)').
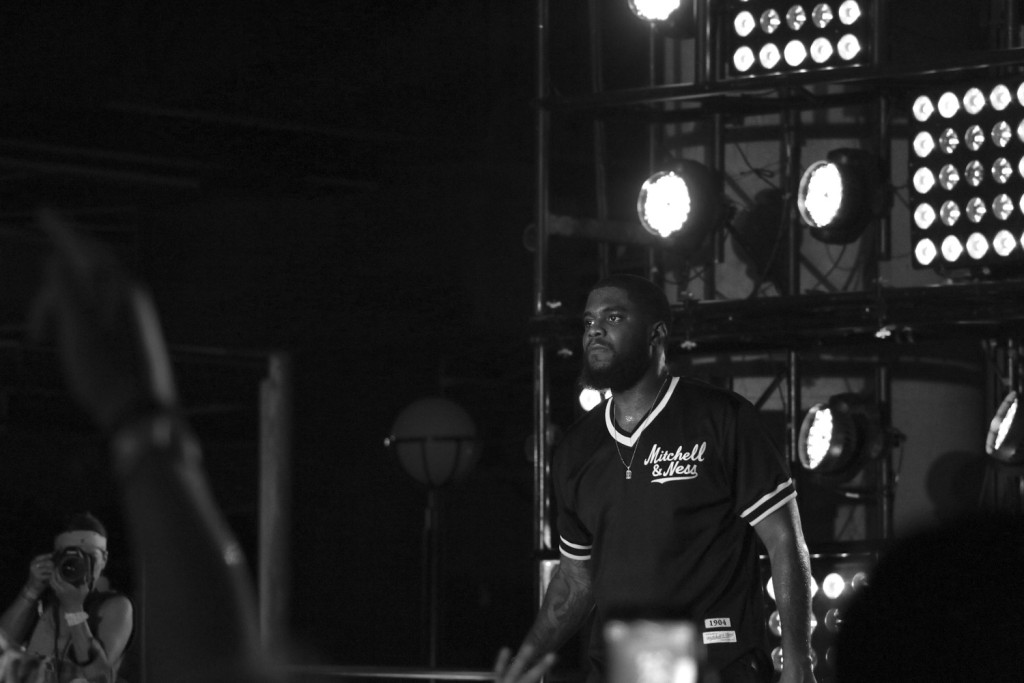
top-left (64, 612), bottom-right (89, 627)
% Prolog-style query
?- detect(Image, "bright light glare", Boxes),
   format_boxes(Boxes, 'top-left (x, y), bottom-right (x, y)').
top-left (822, 573), bottom-right (845, 599)
top-left (629, 0), bottom-right (682, 22)
top-left (965, 124), bottom-right (984, 151)
top-left (914, 238), bottom-right (937, 266)
top-left (812, 3), bottom-right (834, 28)
top-left (940, 200), bottom-right (961, 226)
top-left (994, 194), bottom-right (1013, 220)
top-left (800, 162), bottom-right (843, 228)
top-left (804, 407), bottom-right (834, 469)
top-left (991, 84), bottom-right (1012, 110)
top-left (766, 578), bottom-right (776, 601)
top-left (579, 388), bottom-right (607, 412)
top-left (912, 96), bottom-right (934, 122)
top-left (760, 43), bottom-right (781, 69)
top-left (966, 198), bottom-right (987, 223)
top-left (993, 158), bottom-right (1012, 183)
top-left (993, 121), bottom-right (1012, 147)
top-left (838, 0), bottom-right (861, 24)
top-left (784, 39), bottom-right (808, 66)
top-left (965, 232), bottom-right (988, 259)
top-left (810, 37), bottom-right (833, 63)
top-left (638, 171), bottom-right (692, 238)
top-left (914, 203), bottom-right (936, 229)
top-left (994, 398), bottom-right (1019, 451)
top-left (994, 229), bottom-right (1016, 256)
top-left (734, 46), bottom-right (756, 72)
top-left (837, 33), bottom-right (861, 60)
top-left (912, 132), bottom-right (935, 158)
top-left (937, 92), bottom-right (960, 118)
top-left (735, 11), bottom-right (756, 36)
top-left (939, 128), bottom-right (960, 154)
top-left (941, 234), bottom-right (964, 261)
top-left (963, 87), bottom-right (985, 115)
top-left (760, 9), bottom-right (781, 33)
top-left (938, 164), bottom-right (960, 191)
top-left (786, 5), bottom-right (807, 30)
top-left (912, 168), bottom-right (935, 194)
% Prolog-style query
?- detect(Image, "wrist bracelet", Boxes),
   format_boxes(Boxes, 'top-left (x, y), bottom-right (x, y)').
top-left (64, 611), bottom-right (89, 627)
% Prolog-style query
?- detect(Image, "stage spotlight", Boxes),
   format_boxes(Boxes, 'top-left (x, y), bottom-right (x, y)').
top-left (910, 76), bottom-right (1024, 270)
top-left (628, 0), bottom-right (697, 36)
top-left (798, 393), bottom-right (882, 479)
top-left (579, 387), bottom-right (611, 412)
top-left (724, 0), bottom-right (873, 79)
top-left (986, 391), bottom-right (1024, 464)
top-left (637, 160), bottom-right (722, 249)
top-left (797, 148), bottom-right (886, 244)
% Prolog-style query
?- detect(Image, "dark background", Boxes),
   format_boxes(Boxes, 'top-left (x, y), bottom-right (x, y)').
top-left (0, 0), bottom-right (998, 673)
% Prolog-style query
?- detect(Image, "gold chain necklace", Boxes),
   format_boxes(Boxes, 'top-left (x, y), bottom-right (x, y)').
top-left (612, 378), bottom-right (667, 480)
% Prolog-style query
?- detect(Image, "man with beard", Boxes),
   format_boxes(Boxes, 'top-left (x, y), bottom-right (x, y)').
top-left (495, 273), bottom-right (816, 683)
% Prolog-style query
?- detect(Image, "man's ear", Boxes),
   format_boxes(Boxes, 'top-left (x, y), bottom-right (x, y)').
top-left (650, 321), bottom-right (668, 345)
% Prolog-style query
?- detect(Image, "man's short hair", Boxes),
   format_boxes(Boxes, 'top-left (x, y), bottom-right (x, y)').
top-left (62, 511), bottom-right (107, 538)
top-left (590, 273), bottom-right (672, 328)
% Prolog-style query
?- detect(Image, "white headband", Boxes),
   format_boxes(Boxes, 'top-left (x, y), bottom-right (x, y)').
top-left (54, 530), bottom-right (108, 554)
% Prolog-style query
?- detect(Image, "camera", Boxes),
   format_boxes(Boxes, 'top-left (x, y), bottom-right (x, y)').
top-left (52, 547), bottom-right (93, 586)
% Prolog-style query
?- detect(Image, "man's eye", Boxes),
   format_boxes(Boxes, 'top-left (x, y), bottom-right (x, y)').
top-left (608, 315), bottom-right (622, 322)
top-left (583, 319), bottom-right (593, 327)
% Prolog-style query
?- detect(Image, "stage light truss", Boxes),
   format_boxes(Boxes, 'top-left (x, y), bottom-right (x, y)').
top-left (723, 0), bottom-right (872, 79)
top-left (908, 78), bottom-right (1024, 271)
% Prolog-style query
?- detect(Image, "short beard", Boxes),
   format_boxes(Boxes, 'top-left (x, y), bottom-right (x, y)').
top-left (580, 346), bottom-right (651, 392)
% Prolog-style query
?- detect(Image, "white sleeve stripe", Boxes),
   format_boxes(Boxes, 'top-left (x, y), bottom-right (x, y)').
top-left (559, 537), bottom-right (592, 551)
top-left (560, 547), bottom-right (591, 560)
top-left (747, 490), bottom-right (797, 527)
top-left (740, 479), bottom-right (793, 519)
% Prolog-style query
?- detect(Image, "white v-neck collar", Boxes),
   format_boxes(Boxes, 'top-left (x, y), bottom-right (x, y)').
top-left (605, 376), bottom-right (679, 448)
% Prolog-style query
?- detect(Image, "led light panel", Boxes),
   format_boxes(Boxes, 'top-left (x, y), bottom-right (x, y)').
top-left (724, 1), bottom-right (872, 79)
top-left (909, 78), bottom-right (1024, 270)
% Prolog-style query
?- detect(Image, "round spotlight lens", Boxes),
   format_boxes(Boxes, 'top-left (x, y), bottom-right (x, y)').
top-left (914, 203), bottom-right (936, 229)
top-left (802, 405), bottom-right (833, 469)
top-left (735, 10), bottom-right (756, 36)
top-left (766, 577), bottom-right (776, 601)
top-left (994, 229), bottom-right (1017, 256)
top-left (938, 128), bottom-right (960, 154)
top-left (941, 234), bottom-right (964, 261)
top-left (786, 5), bottom-right (807, 30)
top-left (994, 397), bottom-right (1019, 451)
top-left (912, 96), bottom-right (935, 122)
top-left (993, 121), bottom-right (1012, 147)
top-left (637, 171), bottom-right (692, 238)
top-left (938, 164), bottom-right (960, 191)
top-left (810, 37), bottom-right (833, 63)
top-left (991, 84), bottom-right (1012, 111)
top-left (629, 0), bottom-right (683, 22)
top-left (784, 39), bottom-right (808, 66)
top-left (772, 647), bottom-right (784, 673)
top-left (838, 0), bottom-right (861, 24)
top-left (912, 167), bottom-right (936, 194)
top-left (994, 194), bottom-right (1014, 220)
top-left (824, 608), bottom-right (843, 633)
top-left (966, 197), bottom-right (987, 223)
top-left (734, 46), bottom-right (756, 72)
top-left (760, 9), bottom-right (781, 33)
top-left (963, 87), bottom-right (986, 115)
top-left (851, 572), bottom-right (869, 590)
top-left (812, 3), bottom-right (834, 28)
top-left (915, 238), bottom-right (937, 266)
top-left (1017, 82), bottom-right (1024, 106)
top-left (836, 33), bottom-right (861, 60)
top-left (760, 43), bottom-right (782, 69)
top-left (966, 232), bottom-right (989, 259)
top-left (798, 161), bottom-right (842, 229)
top-left (913, 132), bottom-right (936, 158)
top-left (1017, 120), bottom-right (1024, 143)
top-left (1019, 155), bottom-right (1024, 179)
top-left (768, 610), bottom-right (782, 637)
top-left (937, 92), bottom-right (961, 118)
top-left (940, 199), bottom-right (961, 226)
top-left (966, 160), bottom-right (985, 186)
top-left (993, 157), bottom-right (1012, 184)
top-left (822, 573), bottom-right (845, 599)
top-left (965, 125), bottom-right (985, 151)
top-left (579, 387), bottom-right (608, 412)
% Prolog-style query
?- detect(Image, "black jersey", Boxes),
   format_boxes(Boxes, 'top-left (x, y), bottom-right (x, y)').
top-left (554, 376), bottom-right (795, 674)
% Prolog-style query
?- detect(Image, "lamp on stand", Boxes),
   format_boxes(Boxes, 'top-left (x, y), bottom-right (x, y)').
top-left (385, 397), bottom-right (479, 668)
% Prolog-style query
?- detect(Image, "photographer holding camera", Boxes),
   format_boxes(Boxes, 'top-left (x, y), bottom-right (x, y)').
top-left (0, 512), bottom-right (133, 682)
